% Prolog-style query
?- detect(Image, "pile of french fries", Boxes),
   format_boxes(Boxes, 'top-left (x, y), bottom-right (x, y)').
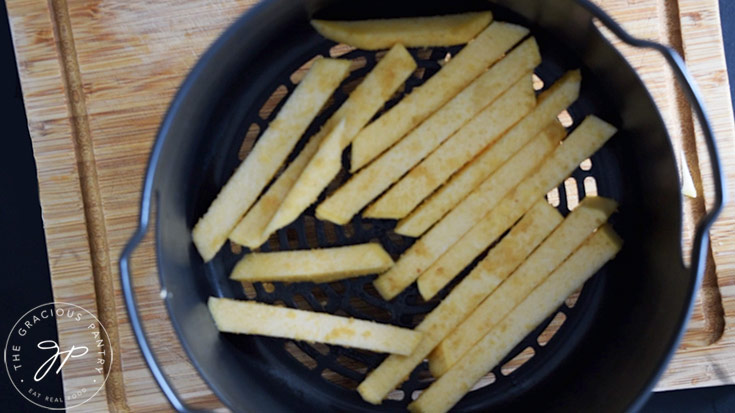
top-left (197, 11), bottom-right (623, 413)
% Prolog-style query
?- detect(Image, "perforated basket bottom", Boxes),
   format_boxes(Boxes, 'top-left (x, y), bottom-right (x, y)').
top-left (215, 31), bottom-right (619, 409)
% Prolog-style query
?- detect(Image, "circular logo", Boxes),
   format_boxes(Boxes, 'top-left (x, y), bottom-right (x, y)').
top-left (4, 302), bottom-right (112, 410)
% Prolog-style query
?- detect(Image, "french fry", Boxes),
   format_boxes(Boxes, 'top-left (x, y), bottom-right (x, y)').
top-left (261, 120), bottom-right (346, 237)
top-left (229, 135), bottom-right (321, 249)
top-left (364, 75), bottom-right (535, 219)
top-left (263, 44), bottom-right (416, 234)
top-left (356, 200), bottom-right (563, 404)
top-left (418, 192), bottom-right (616, 301)
top-left (350, 22), bottom-right (530, 172)
top-left (414, 116), bottom-right (616, 302)
top-left (311, 12), bottom-right (493, 50)
top-left (428, 196), bottom-right (618, 375)
top-left (318, 25), bottom-right (531, 225)
top-left (409, 225), bottom-right (622, 413)
top-left (395, 70), bottom-right (581, 236)
top-left (192, 58), bottom-right (351, 261)
top-left (373, 121), bottom-right (566, 300)
top-left (208, 297), bottom-right (420, 355)
top-left (229, 45), bottom-right (415, 248)
top-left (230, 243), bottom-right (394, 283)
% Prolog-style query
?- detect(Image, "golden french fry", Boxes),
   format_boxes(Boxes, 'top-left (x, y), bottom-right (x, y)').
top-left (349, 22), bottom-right (530, 172)
top-left (263, 42), bottom-right (416, 234)
top-left (319, 24), bottom-right (531, 225)
top-left (428, 196), bottom-right (618, 375)
top-left (311, 12), bottom-right (493, 50)
top-left (209, 297), bottom-right (420, 355)
top-left (261, 120), bottom-right (346, 237)
top-left (229, 45), bottom-right (415, 247)
top-left (409, 225), bottom-right (622, 413)
top-left (228, 135), bottom-right (320, 249)
top-left (230, 243), bottom-right (394, 283)
top-left (414, 116), bottom-right (616, 302)
top-left (192, 58), bottom-right (351, 261)
top-left (364, 74), bottom-right (535, 219)
top-left (374, 121), bottom-right (566, 300)
top-left (357, 200), bottom-right (562, 404)
top-left (395, 70), bottom-right (581, 237)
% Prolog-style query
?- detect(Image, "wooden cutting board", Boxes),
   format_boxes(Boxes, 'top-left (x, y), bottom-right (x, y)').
top-left (6, 0), bottom-right (735, 411)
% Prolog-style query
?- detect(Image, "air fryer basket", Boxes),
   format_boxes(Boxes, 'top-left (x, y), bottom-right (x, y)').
top-left (120, 0), bottom-right (725, 412)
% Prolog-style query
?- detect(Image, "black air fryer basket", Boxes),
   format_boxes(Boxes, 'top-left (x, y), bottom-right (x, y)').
top-left (119, 0), bottom-right (726, 411)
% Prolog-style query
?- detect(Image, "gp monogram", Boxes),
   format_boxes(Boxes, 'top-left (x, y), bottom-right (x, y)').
top-left (4, 302), bottom-right (112, 410)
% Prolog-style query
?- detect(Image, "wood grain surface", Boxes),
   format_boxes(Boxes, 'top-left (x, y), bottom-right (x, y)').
top-left (5, 0), bottom-right (734, 411)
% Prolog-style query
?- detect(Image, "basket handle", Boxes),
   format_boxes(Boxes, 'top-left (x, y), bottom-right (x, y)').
top-left (120, 198), bottom-right (208, 413)
top-left (577, 0), bottom-right (727, 273)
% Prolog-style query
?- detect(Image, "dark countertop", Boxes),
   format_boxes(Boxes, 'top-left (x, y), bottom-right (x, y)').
top-left (0, 1), bottom-right (60, 412)
top-left (0, 0), bottom-right (733, 411)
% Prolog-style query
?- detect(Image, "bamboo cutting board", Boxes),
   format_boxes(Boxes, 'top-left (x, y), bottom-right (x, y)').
top-left (6, 0), bottom-right (735, 411)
